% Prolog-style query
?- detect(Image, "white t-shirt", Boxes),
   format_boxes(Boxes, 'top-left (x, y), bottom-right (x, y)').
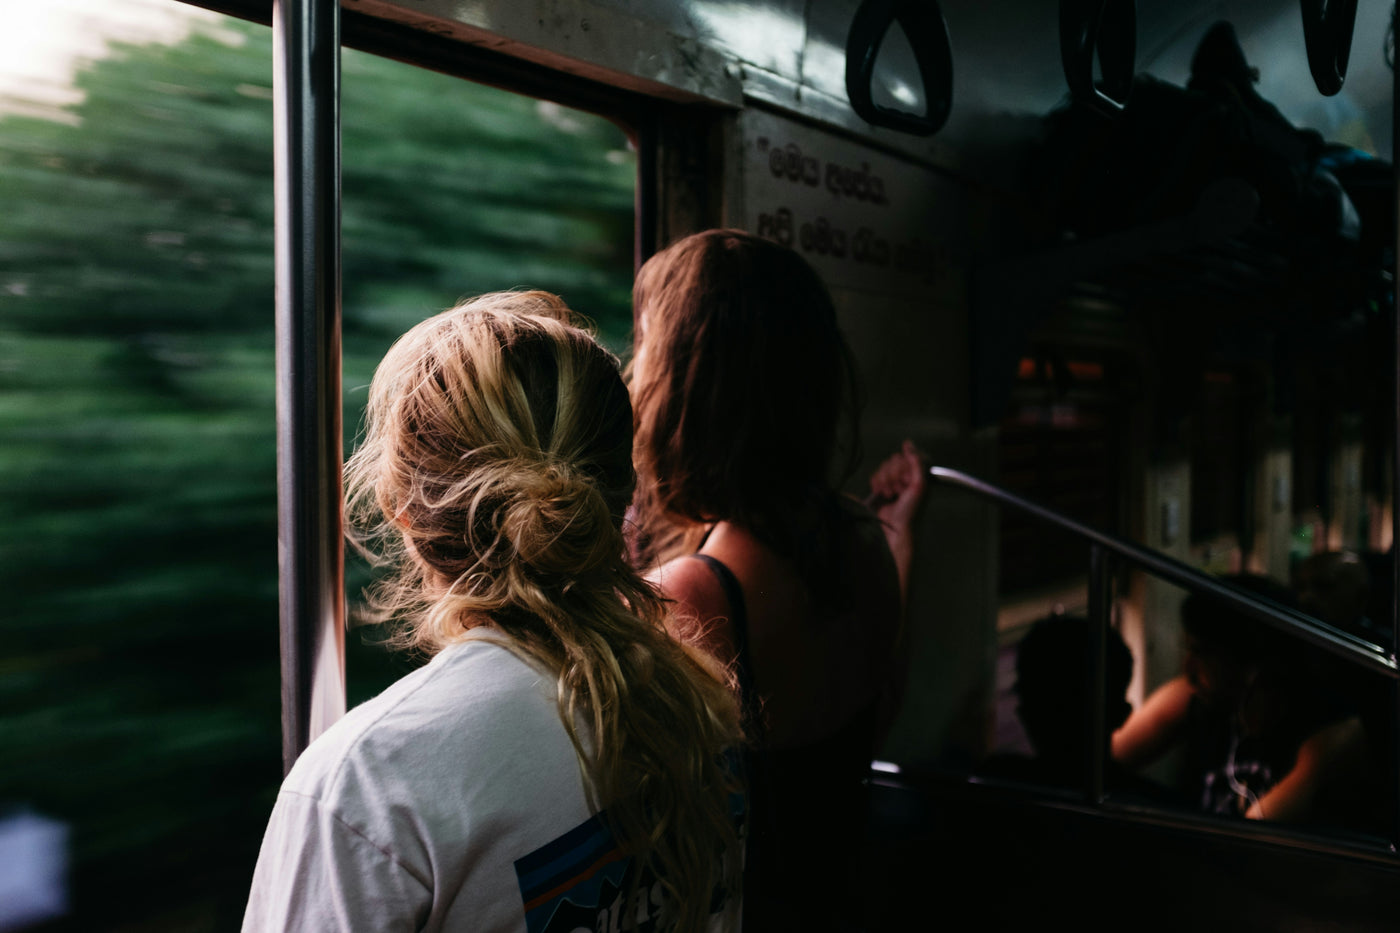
top-left (242, 638), bottom-right (733, 932)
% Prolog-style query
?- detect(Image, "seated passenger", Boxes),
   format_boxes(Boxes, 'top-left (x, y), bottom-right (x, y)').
top-left (626, 229), bottom-right (928, 932)
top-left (242, 293), bottom-right (743, 932)
top-left (1112, 574), bottom-right (1380, 831)
top-left (1294, 549), bottom-right (1391, 650)
top-left (981, 612), bottom-right (1177, 804)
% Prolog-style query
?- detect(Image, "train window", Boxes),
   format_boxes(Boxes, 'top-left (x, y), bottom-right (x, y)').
top-left (0, 7), bottom-right (280, 929)
top-left (0, 2), bottom-right (636, 928)
top-left (338, 34), bottom-right (638, 707)
top-left (956, 10), bottom-right (1398, 883)
top-left (980, 573), bottom-right (1396, 847)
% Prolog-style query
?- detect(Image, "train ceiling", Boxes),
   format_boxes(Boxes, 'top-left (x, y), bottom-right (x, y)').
top-left (530, 0), bottom-right (1392, 165)
top-left (637, 0), bottom-right (1394, 426)
top-left (344, 0), bottom-right (1394, 428)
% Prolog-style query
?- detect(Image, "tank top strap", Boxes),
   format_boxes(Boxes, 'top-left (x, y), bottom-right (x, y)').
top-left (689, 553), bottom-right (761, 733)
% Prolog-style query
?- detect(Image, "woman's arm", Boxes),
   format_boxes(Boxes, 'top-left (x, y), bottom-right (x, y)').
top-left (1245, 716), bottom-right (1369, 822)
top-left (1111, 675), bottom-right (1196, 771)
top-left (243, 793), bottom-right (428, 932)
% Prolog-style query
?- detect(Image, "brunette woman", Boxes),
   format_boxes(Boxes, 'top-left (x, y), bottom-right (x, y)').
top-left (627, 229), bottom-right (926, 931)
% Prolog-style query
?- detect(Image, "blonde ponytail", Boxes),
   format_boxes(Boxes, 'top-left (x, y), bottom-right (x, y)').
top-left (344, 292), bottom-right (742, 932)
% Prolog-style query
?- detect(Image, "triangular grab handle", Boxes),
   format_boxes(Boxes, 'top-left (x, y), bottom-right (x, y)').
top-left (1300, 0), bottom-right (1358, 96)
top-left (844, 0), bottom-right (953, 137)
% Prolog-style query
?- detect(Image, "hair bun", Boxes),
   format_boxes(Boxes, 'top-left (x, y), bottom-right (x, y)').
top-left (501, 461), bottom-right (619, 577)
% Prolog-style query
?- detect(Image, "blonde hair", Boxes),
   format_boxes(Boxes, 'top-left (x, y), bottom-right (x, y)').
top-left (345, 291), bottom-right (742, 931)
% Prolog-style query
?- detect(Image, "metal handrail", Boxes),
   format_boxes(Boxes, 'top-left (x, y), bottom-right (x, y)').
top-left (928, 465), bottom-right (1398, 677)
top-left (926, 463), bottom-right (1399, 853)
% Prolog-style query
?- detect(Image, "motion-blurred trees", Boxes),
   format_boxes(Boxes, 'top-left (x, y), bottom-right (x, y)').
top-left (0, 11), bottom-right (634, 928)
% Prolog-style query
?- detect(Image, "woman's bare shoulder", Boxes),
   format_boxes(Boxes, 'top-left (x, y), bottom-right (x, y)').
top-left (647, 554), bottom-right (738, 664)
top-left (649, 555), bottom-right (725, 616)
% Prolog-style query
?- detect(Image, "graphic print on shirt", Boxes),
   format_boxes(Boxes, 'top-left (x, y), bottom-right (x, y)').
top-left (513, 813), bottom-right (665, 933)
top-left (515, 760), bottom-right (746, 933)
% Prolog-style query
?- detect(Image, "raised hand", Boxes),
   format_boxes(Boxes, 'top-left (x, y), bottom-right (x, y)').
top-left (867, 440), bottom-right (928, 604)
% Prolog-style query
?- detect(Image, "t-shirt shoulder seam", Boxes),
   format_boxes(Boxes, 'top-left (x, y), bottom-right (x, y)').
top-left (279, 788), bottom-right (434, 891)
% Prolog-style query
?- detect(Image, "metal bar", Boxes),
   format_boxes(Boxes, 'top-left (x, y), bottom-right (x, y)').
top-left (928, 466), bottom-right (1398, 678)
top-left (635, 118), bottom-right (658, 262)
top-left (1085, 544), bottom-right (1110, 805)
top-left (273, 0), bottom-right (344, 775)
top-left (1391, 51), bottom-right (1400, 858)
top-left (888, 763), bottom-right (1400, 865)
top-left (943, 771), bottom-right (1400, 865)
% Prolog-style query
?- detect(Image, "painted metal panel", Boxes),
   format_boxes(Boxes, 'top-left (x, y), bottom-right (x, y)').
top-left (344, 0), bottom-right (744, 105)
top-left (737, 106), bottom-right (960, 298)
top-left (734, 107), bottom-right (983, 761)
top-left (350, 0), bottom-right (1392, 165)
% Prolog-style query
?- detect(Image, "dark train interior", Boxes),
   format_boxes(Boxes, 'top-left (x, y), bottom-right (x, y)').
top-left (857, 2), bottom-right (1400, 928)
top-left (1, 0), bottom-right (1396, 929)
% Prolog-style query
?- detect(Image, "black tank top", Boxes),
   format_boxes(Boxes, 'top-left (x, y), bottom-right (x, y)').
top-left (691, 553), bottom-right (875, 932)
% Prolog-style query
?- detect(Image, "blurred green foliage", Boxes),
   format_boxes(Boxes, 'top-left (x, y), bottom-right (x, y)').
top-left (0, 11), bottom-right (635, 930)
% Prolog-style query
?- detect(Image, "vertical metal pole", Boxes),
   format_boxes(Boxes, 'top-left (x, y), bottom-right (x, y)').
top-left (1086, 544), bottom-right (1111, 805)
top-left (273, 0), bottom-right (344, 776)
top-left (1391, 52), bottom-right (1400, 852)
top-left (634, 120), bottom-right (658, 265)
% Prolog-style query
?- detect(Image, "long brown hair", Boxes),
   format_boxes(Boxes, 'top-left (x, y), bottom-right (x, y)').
top-left (628, 229), bottom-right (862, 576)
top-left (344, 291), bottom-right (742, 931)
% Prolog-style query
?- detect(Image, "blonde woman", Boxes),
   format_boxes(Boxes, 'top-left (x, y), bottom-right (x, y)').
top-left (242, 293), bottom-right (743, 933)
